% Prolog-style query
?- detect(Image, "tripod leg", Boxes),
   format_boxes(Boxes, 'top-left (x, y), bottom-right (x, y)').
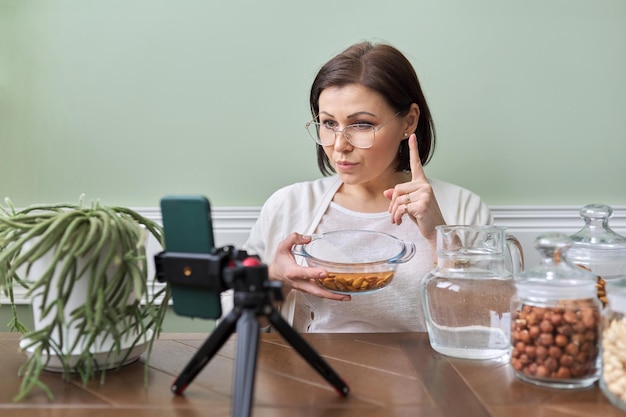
top-left (232, 309), bottom-right (260, 417)
top-left (267, 309), bottom-right (350, 397)
top-left (171, 309), bottom-right (241, 395)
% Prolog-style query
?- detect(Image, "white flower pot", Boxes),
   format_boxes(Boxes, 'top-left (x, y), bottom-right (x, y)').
top-left (18, 242), bottom-right (151, 372)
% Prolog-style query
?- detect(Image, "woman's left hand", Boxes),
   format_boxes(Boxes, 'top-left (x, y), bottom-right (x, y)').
top-left (384, 133), bottom-right (446, 246)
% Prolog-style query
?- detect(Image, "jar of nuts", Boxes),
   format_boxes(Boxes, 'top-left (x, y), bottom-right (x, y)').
top-left (511, 233), bottom-right (601, 389)
top-left (600, 277), bottom-right (626, 411)
top-left (567, 204), bottom-right (626, 307)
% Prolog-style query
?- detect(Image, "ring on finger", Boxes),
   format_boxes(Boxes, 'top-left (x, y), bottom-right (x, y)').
top-left (404, 194), bottom-right (411, 204)
top-left (404, 204), bottom-right (409, 214)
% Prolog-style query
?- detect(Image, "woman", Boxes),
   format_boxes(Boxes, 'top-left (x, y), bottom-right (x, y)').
top-left (243, 41), bottom-right (492, 332)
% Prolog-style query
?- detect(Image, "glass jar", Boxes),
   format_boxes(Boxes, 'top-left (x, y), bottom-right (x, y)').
top-left (600, 278), bottom-right (626, 411)
top-left (422, 225), bottom-right (522, 360)
top-left (511, 233), bottom-right (601, 389)
top-left (567, 204), bottom-right (626, 307)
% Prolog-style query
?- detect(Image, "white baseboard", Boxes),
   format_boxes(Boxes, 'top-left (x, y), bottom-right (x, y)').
top-left (146, 204), bottom-right (626, 243)
top-left (4, 205), bottom-right (625, 305)
top-left (143, 204), bottom-right (626, 270)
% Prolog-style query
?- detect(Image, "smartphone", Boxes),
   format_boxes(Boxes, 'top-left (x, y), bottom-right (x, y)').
top-left (160, 195), bottom-right (222, 319)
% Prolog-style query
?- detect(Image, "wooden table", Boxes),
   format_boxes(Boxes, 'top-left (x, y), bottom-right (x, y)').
top-left (0, 331), bottom-right (624, 417)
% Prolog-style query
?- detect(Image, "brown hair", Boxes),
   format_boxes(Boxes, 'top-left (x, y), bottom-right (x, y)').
top-left (309, 42), bottom-right (436, 176)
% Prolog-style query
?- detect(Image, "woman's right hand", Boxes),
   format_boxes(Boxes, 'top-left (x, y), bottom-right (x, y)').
top-left (268, 232), bottom-right (351, 301)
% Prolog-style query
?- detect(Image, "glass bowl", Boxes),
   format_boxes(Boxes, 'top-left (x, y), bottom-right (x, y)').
top-left (291, 230), bottom-right (415, 294)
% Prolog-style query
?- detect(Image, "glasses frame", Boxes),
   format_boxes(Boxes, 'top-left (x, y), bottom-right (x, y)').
top-left (305, 112), bottom-right (400, 149)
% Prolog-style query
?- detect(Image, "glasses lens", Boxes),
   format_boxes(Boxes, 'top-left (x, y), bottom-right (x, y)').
top-left (307, 123), bottom-right (336, 146)
top-left (306, 123), bottom-right (321, 142)
top-left (345, 125), bottom-right (375, 148)
top-left (305, 122), bottom-right (375, 148)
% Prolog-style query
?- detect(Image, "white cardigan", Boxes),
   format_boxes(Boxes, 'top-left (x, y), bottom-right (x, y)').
top-left (244, 176), bottom-right (492, 253)
top-left (231, 175), bottom-right (493, 330)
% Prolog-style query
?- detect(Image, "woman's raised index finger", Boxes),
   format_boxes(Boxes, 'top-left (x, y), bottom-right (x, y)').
top-left (408, 134), bottom-right (427, 181)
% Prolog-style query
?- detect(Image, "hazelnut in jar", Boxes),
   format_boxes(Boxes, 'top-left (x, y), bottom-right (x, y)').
top-left (511, 233), bottom-right (601, 389)
top-left (601, 277), bottom-right (626, 411)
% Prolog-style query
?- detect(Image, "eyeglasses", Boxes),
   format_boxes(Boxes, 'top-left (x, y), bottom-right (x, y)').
top-left (305, 112), bottom-right (400, 149)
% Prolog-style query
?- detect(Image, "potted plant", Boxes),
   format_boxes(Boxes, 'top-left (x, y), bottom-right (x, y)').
top-left (0, 196), bottom-right (170, 401)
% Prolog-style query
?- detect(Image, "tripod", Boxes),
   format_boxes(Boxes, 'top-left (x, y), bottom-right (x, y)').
top-left (168, 259), bottom-right (350, 417)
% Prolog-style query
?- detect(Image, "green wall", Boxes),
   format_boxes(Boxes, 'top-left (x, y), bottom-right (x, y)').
top-left (1, 0), bottom-right (625, 209)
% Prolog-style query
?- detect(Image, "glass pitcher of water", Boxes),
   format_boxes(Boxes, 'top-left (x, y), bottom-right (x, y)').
top-left (421, 225), bottom-right (524, 360)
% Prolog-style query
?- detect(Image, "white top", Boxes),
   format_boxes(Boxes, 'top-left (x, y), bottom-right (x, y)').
top-left (237, 175), bottom-right (493, 333)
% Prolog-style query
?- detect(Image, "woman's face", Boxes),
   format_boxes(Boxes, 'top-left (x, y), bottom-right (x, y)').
top-left (317, 84), bottom-right (408, 187)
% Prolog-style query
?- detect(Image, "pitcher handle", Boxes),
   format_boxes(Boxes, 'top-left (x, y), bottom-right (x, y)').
top-left (505, 234), bottom-right (525, 275)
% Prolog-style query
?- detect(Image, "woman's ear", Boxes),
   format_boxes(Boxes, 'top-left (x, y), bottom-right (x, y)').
top-left (404, 103), bottom-right (420, 133)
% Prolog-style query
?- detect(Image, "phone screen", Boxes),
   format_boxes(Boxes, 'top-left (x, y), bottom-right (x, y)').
top-left (160, 195), bottom-right (222, 319)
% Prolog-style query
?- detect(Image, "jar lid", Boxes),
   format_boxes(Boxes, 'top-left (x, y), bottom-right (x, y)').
top-left (515, 233), bottom-right (597, 300)
top-left (567, 204), bottom-right (626, 278)
top-left (568, 204), bottom-right (626, 251)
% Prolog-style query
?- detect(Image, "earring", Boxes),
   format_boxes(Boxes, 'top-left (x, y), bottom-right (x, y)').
top-left (404, 132), bottom-right (408, 137)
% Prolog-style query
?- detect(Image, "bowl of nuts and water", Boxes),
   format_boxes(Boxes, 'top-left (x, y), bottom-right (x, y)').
top-left (292, 230), bottom-right (415, 294)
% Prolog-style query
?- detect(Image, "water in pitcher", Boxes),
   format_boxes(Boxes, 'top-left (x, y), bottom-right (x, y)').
top-left (423, 274), bottom-right (515, 359)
